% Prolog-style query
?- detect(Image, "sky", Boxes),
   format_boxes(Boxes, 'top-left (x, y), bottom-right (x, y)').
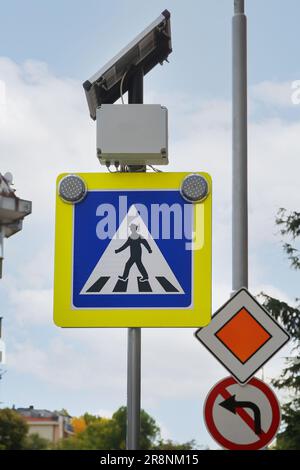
top-left (0, 0), bottom-right (299, 449)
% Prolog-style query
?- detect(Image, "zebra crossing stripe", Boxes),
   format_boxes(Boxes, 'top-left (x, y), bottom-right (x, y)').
top-left (85, 275), bottom-right (179, 294)
top-left (137, 277), bottom-right (152, 292)
top-left (113, 278), bottom-right (128, 292)
top-left (86, 276), bottom-right (110, 293)
top-left (156, 276), bottom-right (179, 293)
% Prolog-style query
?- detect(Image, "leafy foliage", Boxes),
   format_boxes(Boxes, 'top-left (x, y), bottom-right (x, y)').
top-left (111, 406), bottom-right (160, 450)
top-left (154, 439), bottom-right (196, 450)
top-left (71, 416), bottom-right (87, 434)
top-left (82, 412), bottom-right (98, 426)
top-left (0, 408), bottom-right (28, 450)
top-left (58, 417), bottom-right (120, 450)
top-left (262, 209), bottom-right (300, 450)
top-left (56, 406), bottom-right (193, 450)
top-left (23, 433), bottom-right (49, 450)
top-left (262, 296), bottom-right (300, 342)
top-left (276, 208), bottom-right (300, 270)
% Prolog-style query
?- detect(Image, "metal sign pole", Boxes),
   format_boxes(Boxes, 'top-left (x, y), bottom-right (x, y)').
top-left (232, 0), bottom-right (248, 292)
top-left (126, 68), bottom-right (144, 450)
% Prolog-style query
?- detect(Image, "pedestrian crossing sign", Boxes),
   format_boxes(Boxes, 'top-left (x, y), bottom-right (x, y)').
top-left (54, 172), bottom-right (212, 327)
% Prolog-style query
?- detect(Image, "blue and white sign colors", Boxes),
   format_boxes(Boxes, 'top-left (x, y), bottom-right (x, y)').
top-left (54, 172), bottom-right (212, 328)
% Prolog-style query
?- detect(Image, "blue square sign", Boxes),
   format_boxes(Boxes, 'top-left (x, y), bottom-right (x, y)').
top-left (53, 172), bottom-right (212, 327)
top-left (73, 190), bottom-right (192, 309)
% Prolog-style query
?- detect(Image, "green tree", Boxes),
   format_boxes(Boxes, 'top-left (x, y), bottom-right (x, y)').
top-left (83, 412), bottom-right (99, 426)
top-left (23, 433), bottom-right (49, 450)
top-left (112, 406), bottom-right (159, 450)
top-left (57, 407), bottom-right (159, 450)
top-left (56, 406), bottom-right (193, 450)
top-left (153, 439), bottom-right (196, 450)
top-left (262, 209), bottom-right (300, 450)
top-left (59, 418), bottom-right (119, 450)
top-left (0, 408), bottom-right (28, 450)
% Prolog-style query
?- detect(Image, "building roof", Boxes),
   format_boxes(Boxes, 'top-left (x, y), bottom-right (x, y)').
top-left (16, 406), bottom-right (74, 436)
top-left (0, 173), bottom-right (16, 198)
top-left (16, 406), bottom-right (60, 421)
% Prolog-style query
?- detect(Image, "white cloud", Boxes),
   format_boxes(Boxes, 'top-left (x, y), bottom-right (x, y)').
top-left (8, 333), bottom-right (127, 397)
top-left (251, 80), bottom-right (295, 108)
top-left (0, 57), bottom-right (98, 234)
top-left (8, 286), bottom-right (53, 326)
top-left (96, 409), bottom-right (114, 419)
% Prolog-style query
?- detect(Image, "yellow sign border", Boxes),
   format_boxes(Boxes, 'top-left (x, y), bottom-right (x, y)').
top-left (54, 172), bottom-right (212, 327)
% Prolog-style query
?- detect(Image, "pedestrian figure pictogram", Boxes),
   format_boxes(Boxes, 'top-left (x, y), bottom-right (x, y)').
top-left (115, 223), bottom-right (152, 282)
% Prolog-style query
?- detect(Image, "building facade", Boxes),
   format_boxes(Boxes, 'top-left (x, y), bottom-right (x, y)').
top-left (16, 406), bottom-right (73, 444)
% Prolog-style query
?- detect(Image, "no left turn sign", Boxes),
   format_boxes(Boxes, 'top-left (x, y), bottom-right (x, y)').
top-left (204, 376), bottom-right (281, 450)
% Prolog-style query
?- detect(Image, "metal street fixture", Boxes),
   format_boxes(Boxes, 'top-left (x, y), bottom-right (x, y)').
top-left (81, 11), bottom-right (173, 451)
top-left (232, 0), bottom-right (248, 292)
top-left (58, 174), bottom-right (87, 204)
top-left (180, 174), bottom-right (209, 203)
top-left (0, 172), bottom-right (32, 278)
top-left (83, 10), bottom-right (172, 120)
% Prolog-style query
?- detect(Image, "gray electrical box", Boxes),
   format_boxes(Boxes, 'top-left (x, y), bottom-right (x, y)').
top-left (96, 104), bottom-right (168, 166)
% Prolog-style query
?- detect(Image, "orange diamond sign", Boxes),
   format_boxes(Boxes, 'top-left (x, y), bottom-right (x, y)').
top-left (215, 308), bottom-right (271, 363)
top-left (195, 288), bottom-right (290, 384)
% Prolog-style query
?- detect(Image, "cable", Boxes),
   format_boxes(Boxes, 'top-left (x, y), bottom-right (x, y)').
top-left (148, 165), bottom-right (163, 173)
top-left (106, 162), bottom-right (118, 173)
top-left (107, 167), bottom-right (119, 173)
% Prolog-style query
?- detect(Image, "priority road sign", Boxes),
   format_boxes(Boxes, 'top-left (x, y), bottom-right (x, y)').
top-left (54, 172), bottom-right (212, 327)
top-left (195, 288), bottom-right (290, 384)
top-left (204, 376), bottom-right (281, 450)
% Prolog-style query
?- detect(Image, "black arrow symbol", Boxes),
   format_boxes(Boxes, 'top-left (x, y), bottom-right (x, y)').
top-left (219, 395), bottom-right (262, 436)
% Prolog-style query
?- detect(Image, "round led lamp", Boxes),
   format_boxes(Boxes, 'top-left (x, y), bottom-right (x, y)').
top-left (58, 175), bottom-right (87, 203)
top-left (180, 174), bottom-right (209, 203)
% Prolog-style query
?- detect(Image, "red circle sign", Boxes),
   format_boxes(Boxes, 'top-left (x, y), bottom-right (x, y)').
top-left (204, 376), bottom-right (281, 450)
